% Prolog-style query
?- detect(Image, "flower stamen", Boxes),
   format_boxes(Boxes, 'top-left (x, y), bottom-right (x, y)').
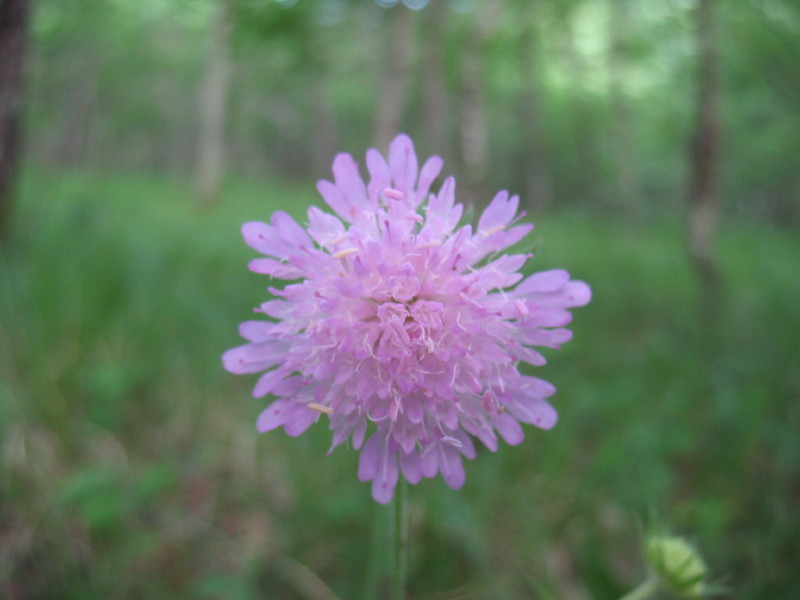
top-left (308, 402), bottom-right (333, 415)
top-left (332, 247), bottom-right (359, 259)
top-left (384, 188), bottom-right (405, 201)
top-left (481, 224), bottom-right (505, 237)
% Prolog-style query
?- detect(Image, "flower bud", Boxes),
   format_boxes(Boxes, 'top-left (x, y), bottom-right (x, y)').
top-left (646, 535), bottom-right (708, 599)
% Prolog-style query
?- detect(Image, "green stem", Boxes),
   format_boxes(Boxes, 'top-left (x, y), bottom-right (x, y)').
top-left (360, 503), bottom-right (385, 600)
top-left (391, 478), bottom-right (409, 600)
top-left (618, 575), bottom-right (660, 600)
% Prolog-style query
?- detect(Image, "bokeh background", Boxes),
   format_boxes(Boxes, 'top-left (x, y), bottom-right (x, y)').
top-left (1, 0), bottom-right (799, 598)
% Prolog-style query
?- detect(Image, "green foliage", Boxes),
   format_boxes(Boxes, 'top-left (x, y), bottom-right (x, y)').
top-left (1, 170), bottom-right (798, 598)
top-left (5, 0), bottom-right (799, 597)
top-left (23, 0), bottom-right (800, 222)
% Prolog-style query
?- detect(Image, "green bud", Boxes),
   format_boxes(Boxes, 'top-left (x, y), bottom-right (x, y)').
top-left (645, 535), bottom-right (708, 599)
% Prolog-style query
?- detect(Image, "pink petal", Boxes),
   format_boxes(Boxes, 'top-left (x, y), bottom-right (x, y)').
top-left (494, 412), bottom-right (524, 445)
top-left (428, 176), bottom-right (455, 220)
top-left (419, 444), bottom-right (438, 478)
top-left (241, 221), bottom-right (281, 257)
top-left (222, 342), bottom-right (287, 374)
top-left (358, 433), bottom-right (380, 482)
top-left (352, 419), bottom-right (367, 450)
top-left (473, 254), bottom-right (527, 290)
top-left (317, 180), bottom-right (352, 223)
top-left (257, 399), bottom-right (291, 432)
top-left (461, 418), bottom-right (499, 452)
top-left (453, 429), bottom-right (477, 459)
top-left (366, 148), bottom-right (390, 208)
top-left (270, 376), bottom-right (305, 397)
top-left (400, 451), bottom-right (422, 484)
top-left (362, 430), bottom-right (399, 504)
top-left (238, 320), bottom-right (276, 342)
top-left (438, 444), bottom-right (466, 489)
top-left (518, 376), bottom-right (558, 398)
top-left (478, 190), bottom-right (517, 236)
top-left (307, 206), bottom-right (345, 247)
top-left (415, 155), bottom-right (443, 207)
top-left (524, 309), bottom-right (574, 328)
top-left (528, 281), bottom-right (592, 309)
top-left (284, 406), bottom-right (319, 437)
top-left (514, 344), bottom-right (548, 366)
top-left (271, 211), bottom-right (311, 248)
top-left (516, 269), bottom-right (570, 295)
top-left (518, 327), bottom-right (573, 348)
top-left (248, 258), bottom-right (303, 279)
top-left (332, 153), bottom-right (367, 208)
top-left (258, 299), bottom-right (293, 319)
top-left (508, 398), bottom-right (558, 430)
top-left (372, 461), bottom-right (398, 504)
top-left (499, 223), bottom-right (532, 247)
top-left (252, 369), bottom-right (288, 398)
top-left (388, 134), bottom-right (418, 197)
top-left (561, 280), bottom-right (592, 307)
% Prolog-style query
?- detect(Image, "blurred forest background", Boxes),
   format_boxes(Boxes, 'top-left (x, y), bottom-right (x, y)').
top-left (1, 0), bottom-right (799, 599)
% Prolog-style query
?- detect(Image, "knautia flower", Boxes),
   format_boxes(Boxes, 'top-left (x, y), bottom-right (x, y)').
top-left (223, 134), bottom-right (590, 503)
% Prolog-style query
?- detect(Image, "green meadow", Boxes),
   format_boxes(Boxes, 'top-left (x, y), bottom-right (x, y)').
top-left (1, 170), bottom-right (797, 599)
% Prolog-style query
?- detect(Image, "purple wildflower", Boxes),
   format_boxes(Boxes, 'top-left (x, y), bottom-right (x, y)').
top-left (223, 135), bottom-right (590, 504)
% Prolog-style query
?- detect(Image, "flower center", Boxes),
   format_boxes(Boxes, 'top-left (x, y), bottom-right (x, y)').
top-left (371, 297), bottom-right (446, 364)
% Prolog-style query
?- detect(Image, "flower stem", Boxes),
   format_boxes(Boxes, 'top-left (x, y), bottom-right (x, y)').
top-left (392, 478), bottom-right (409, 600)
top-left (618, 575), bottom-right (660, 600)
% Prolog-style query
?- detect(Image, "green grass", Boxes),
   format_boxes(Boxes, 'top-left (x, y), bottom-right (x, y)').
top-left (1, 169), bottom-right (798, 599)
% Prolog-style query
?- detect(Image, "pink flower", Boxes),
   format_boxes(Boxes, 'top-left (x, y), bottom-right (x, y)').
top-left (223, 135), bottom-right (590, 504)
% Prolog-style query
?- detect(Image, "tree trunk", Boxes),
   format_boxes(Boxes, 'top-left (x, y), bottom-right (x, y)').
top-left (608, 0), bottom-right (639, 212)
top-left (374, 6), bottom-right (416, 152)
top-left (459, 0), bottom-right (501, 206)
top-left (195, 0), bottom-right (232, 207)
top-left (421, 0), bottom-right (449, 159)
top-left (0, 0), bottom-right (30, 241)
top-left (54, 56), bottom-right (99, 168)
top-left (687, 0), bottom-right (722, 320)
top-left (311, 76), bottom-right (339, 176)
top-left (519, 1), bottom-right (552, 212)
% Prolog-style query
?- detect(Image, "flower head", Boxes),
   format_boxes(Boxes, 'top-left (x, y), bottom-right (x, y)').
top-left (223, 134), bottom-right (590, 503)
